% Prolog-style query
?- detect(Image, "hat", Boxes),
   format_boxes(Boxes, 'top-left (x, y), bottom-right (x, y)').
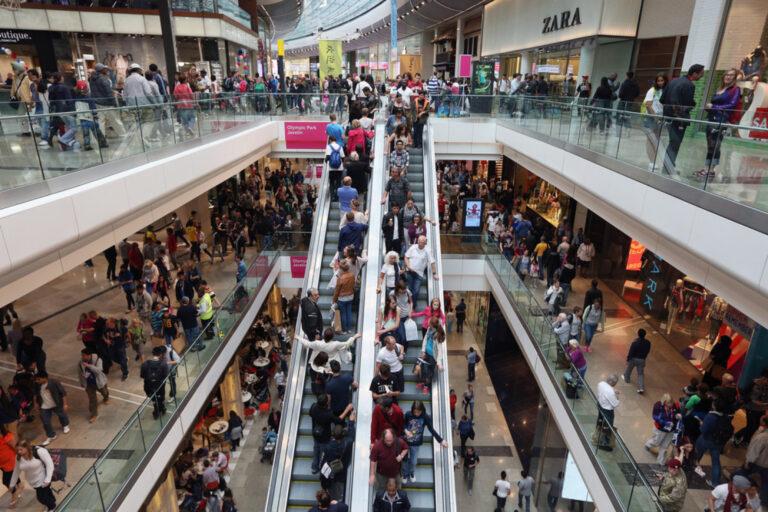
top-left (666, 459), bottom-right (681, 469)
top-left (75, 80), bottom-right (88, 91)
top-left (128, 63), bottom-right (143, 71)
top-left (732, 475), bottom-right (752, 490)
top-left (95, 63), bottom-right (108, 72)
top-left (11, 60), bottom-right (25, 73)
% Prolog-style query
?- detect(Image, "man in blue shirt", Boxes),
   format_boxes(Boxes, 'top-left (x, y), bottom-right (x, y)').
top-left (337, 176), bottom-right (359, 214)
top-left (515, 217), bottom-right (532, 239)
top-left (325, 360), bottom-right (357, 416)
top-left (338, 212), bottom-right (368, 253)
top-left (235, 255), bottom-right (247, 283)
top-left (326, 113), bottom-right (344, 143)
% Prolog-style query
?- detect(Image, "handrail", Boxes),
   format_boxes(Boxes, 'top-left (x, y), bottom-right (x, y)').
top-left (263, 158), bottom-right (332, 510)
top-left (423, 119), bottom-right (457, 512)
top-left (348, 119), bottom-right (387, 510)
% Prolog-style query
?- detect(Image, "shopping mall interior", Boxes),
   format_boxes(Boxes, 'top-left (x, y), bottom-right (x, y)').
top-left (1, 0), bottom-right (768, 511)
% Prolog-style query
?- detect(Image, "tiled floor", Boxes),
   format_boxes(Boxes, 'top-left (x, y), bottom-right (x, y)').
top-left (0, 240), bottom-right (259, 510)
top-left (444, 308), bottom-right (534, 512)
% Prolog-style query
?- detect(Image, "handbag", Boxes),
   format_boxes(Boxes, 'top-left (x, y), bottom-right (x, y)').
top-left (9, 75), bottom-right (27, 111)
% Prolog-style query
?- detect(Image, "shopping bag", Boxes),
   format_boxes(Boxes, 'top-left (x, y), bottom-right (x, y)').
top-left (403, 319), bottom-right (420, 342)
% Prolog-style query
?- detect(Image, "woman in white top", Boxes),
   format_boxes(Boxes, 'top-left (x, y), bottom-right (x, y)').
top-left (297, 328), bottom-right (361, 371)
top-left (641, 74), bottom-right (668, 169)
top-left (10, 440), bottom-right (56, 511)
top-left (377, 251), bottom-right (400, 296)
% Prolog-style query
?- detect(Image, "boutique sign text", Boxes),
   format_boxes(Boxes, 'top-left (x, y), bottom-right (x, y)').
top-left (542, 8), bottom-right (582, 34)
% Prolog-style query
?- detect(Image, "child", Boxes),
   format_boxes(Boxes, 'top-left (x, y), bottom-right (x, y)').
top-left (569, 306), bottom-right (583, 342)
top-left (162, 309), bottom-right (179, 346)
top-left (128, 318), bottom-right (146, 362)
top-left (73, 80), bottom-right (108, 151)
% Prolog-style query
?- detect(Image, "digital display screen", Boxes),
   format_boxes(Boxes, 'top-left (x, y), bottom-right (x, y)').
top-left (463, 199), bottom-right (484, 230)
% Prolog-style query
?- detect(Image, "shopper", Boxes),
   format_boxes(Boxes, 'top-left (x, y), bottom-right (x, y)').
top-left (658, 459), bottom-right (687, 512)
top-left (370, 363), bottom-right (401, 402)
top-left (332, 261), bottom-right (356, 334)
top-left (17, 327), bottom-right (46, 373)
top-left (457, 414), bottom-right (474, 455)
top-left (34, 372), bottom-right (70, 446)
top-left (589, 77), bottom-right (614, 134)
top-left (390, 140), bottom-right (410, 175)
top-left (369, 428), bottom-right (409, 491)
top-left (694, 400), bottom-right (731, 486)
top-left (661, 64), bottom-right (705, 175)
top-left (78, 349), bottom-right (109, 423)
top-left (372, 477), bottom-right (411, 511)
top-left (9, 441), bottom-right (56, 511)
top-left (326, 136), bottom-right (345, 201)
top-left (595, 375), bottom-right (620, 450)
top-left (402, 400), bottom-right (447, 483)
top-left (517, 469), bottom-right (535, 512)
top-left (403, 236), bottom-right (438, 308)
top-left (645, 393), bottom-right (682, 465)
top-left (493, 470), bottom-right (512, 510)
top-left (641, 74), bottom-right (668, 169)
top-left (582, 298), bottom-right (605, 352)
top-left (301, 288), bottom-right (324, 340)
top-left (140, 345), bottom-right (170, 419)
top-left (381, 168), bottom-right (411, 210)
top-left (466, 347), bottom-right (480, 382)
top-left (376, 335), bottom-right (405, 393)
top-left (309, 393), bottom-right (349, 474)
top-left (228, 410), bottom-right (244, 451)
top-left (371, 396), bottom-right (405, 443)
top-left (417, 317), bottom-right (445, 392)
top-left (543, 472), bottom-right (564, 512)
top-left (307, 488), bottom-right (349, 512)
top-left (707, 475), bottom-right (750, 512)
top-left (455, 298), bottom-right (467, 333)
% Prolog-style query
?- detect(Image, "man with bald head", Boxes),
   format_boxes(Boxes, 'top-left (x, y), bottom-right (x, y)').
top-left (403, 235), bottom-right (439, 308)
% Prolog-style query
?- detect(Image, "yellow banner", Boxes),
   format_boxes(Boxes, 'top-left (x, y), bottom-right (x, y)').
top-left (319, 40), bottom-right (343, 78)
top-left (277, 39), bottom-right (285, 57)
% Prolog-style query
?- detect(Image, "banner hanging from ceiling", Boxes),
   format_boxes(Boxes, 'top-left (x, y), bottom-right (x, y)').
top-left (318, 40), bottom-right (343, 78)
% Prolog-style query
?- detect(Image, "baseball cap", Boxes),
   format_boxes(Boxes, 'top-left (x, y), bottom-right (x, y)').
top-left (732, 475), bottom-right (752, 490)
top-left (95, 63), bottom-right (108, 72)
top-left (75, 80), bottom-right (88, 91)
top-left (666, 459), bottom-right (681, 469)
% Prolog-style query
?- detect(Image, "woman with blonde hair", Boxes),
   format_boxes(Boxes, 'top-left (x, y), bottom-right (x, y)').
top-left (645, 393), bottom-right (682, 465)
top-left (377, 251), bottom-right (400, 296)
top-left (9, 440), bottom-right (56, 511)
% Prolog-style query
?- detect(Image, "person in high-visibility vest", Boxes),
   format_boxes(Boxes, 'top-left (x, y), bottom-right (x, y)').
top-left (198, 285), bottom-right (215, 340)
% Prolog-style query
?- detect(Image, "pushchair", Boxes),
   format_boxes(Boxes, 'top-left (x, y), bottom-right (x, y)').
top-left (260, 428), bottom-right (277, 463)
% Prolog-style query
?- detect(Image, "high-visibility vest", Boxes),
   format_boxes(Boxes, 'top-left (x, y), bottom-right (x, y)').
top-left (199, 293), bottom-right (214, 321)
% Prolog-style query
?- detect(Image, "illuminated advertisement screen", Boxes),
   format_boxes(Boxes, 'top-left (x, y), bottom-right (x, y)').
top-left (625, 239), bottom-right (646, 271)
top-left (463, 199), bottom-right (484, 230)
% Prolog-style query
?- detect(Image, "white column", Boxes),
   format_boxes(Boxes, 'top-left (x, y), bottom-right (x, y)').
top-left (579, 40), bottom-right (596, 80)
top-left (520, 51), bottom-right (532, 75)
top-left (682, 0), bottom-right (728, 70)
top-left (454, 17), bottom-right (464, 78)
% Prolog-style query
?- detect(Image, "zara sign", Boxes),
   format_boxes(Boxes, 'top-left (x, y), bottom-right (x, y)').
top-left (542, 8), bottom-right (582, 34)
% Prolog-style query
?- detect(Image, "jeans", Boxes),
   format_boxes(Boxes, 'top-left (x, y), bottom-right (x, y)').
top-left (519, 494), bottom-right (531, 512)
top-left (623, 357), bottom-right (646, 391)
top-left (406, 270), bottom-right (425, 308)
top-left (150, 383), bottom-right (166, 417)
top-left (663, 120), bottom-right (687, 175)
top-left (35, 485), bottom-right (57, 510)
top-left (79, 118), bottom-right (104, 147)
top-left (185, 326), bottom-right (201, 349)
top-left (85, 384), bottom-right (109, 418)
top-left (402, 444), bottom-right (418, 479)
top-left (338, 299), bottom-right (354, 332)
top-left (467, 363), bottom-right (476, 381)
top-left (496, 496), bottom-right (507, 509)
top-left (463, 465), bottom-right (475, 491)
top-left (464, 400), bottom-right (474, 420)
top-left (34, 104), bottom-right (49, 139)
top-left (583, 323), bottom-right (598, 347)
top-left (413, 119), bottom-right (425, 147)
top-left (547, 494), bottom-right (559, 512)
top-left (40, 406), bottom-right (70, 437)
top-left (695, 436), bottom-right (721, 485)
top-left (312, 441), bottom-right (328, 473)
top-left (50, 114), bottom-right (77, 146)
top-left (110, 346), bottom-right (129, 378)
top-left (179, 108), bottom-right (197, 132)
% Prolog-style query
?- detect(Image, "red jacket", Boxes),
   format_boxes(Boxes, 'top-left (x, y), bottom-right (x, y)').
top-left (346, 127), bottom-right (371, 156)
top-left (371, 403), bottom-right (404, 443)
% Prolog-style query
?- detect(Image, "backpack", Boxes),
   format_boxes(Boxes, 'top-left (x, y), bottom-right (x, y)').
top-left (145, 360), bottom-right (165, 389)
top-left (223, 77), bottom-right (235, 92)
top-left (711, 414), bottom-right (734, 447)
top-left (328, 144), bottom-right (342, 169)
top-left (33, 446), bottom-right (67, 482)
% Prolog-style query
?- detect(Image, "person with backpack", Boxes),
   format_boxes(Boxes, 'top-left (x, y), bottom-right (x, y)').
top-left (466, 347), bottom-right (480, 382)
top-left (140, 345), bottom-right (170, 419)
top-left (325, 135), bottom-right (345, 201)
top-left (9, 440), bottom-right (57, 511)
top-left (694, 400), bottom-right (732, 487)
top-left (309, 393), bottom-right (351, 474)
top-left (402, 400), bottom-right (447, 483)
top-left (320, 422), bottom-right (355, 501)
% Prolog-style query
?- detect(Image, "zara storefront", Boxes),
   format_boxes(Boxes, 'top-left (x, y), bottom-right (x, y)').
top-left (481, 0), bottom-right (643, 92)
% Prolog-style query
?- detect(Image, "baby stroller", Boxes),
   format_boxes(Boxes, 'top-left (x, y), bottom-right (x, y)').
top-left (260, 428), bottom-right (277, 463)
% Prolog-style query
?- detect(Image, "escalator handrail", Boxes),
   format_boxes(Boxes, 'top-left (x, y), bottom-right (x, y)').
top-left (348, 119), bottom-right (388, 511)
top-left (264, 157), bottom-right (333, 511)
top-left (423, 118), bottom-right (458, 512)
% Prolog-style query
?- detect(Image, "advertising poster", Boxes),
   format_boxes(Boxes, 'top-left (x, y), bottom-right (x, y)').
top-left (463, 199), bottom-right (484, 230)
top-left (625, 239), bottom-right (646, 271)
top-left (399, 54), bottom-right (421, 77)
top-left (284, 121), bottom-right (328, 149)
top-left (290, 256), bottom-right (307, 279)
top-left (318, 40), bottom-right (342, 78)
top-left (472, 61), bottom-right (495, 95)
top-left (458, 54), bottom-right (473, 78)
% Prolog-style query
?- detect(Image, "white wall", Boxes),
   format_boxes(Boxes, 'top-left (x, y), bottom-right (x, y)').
top-left (682, 0), bottom-right (729, 70)
top-left (637, 0), bottom-right (694, 39)
top-left (441, 256), bottom-right (489, 292)
top-left (0, 121), bottom-right (279, 306)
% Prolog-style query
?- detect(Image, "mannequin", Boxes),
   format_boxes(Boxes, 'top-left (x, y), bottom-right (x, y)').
top-left (740, 46), bottom-right (767, 82)
top-left (706, 296), bottom-right (728, 342)
top-left (664, 279), bottom-right (685, 335)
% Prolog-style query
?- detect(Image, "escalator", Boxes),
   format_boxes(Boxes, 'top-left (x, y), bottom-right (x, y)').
top-left (267, 148), bottom-right (372, 510)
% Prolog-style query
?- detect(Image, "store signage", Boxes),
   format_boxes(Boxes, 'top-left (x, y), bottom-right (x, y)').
top-left (641, 252), bottom-right (664, 312)
top-left (725, 305), bottom-right (755, 339)
top-left (284, 121), bottom-right (328, 150)
top-left (535, 64), bottom-right (561, 74)
top-left (290, 256), bottom-right (307, 279)
top-left (625, 239), bottom-right (645, 271)
top-left (542, 8), bottom-right (582, 34)
top-left (0, 30), bottom-right (32, 44)
top-left (748, 108), bottom-right (768, 139)
top-left (462, 199), bottom-right (484, 230)
top-left (459, 54), bottom-right (472, 78)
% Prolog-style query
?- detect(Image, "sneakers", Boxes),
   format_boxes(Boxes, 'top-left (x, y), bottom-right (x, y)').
top-left (467, 488), bottom-right (472, 496)
top-left (41, 435), bottom-right (57, 446)
top-left (637, 389), bottom-right (645, 394)
top-left (63, 425), bottom-right (70, 434)
top-left (410, 474), bottom-right (417, 483)
top-left (694, 466), bottom-right (706, 478)
top-left (622, 374), bottom-right (629, 384)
